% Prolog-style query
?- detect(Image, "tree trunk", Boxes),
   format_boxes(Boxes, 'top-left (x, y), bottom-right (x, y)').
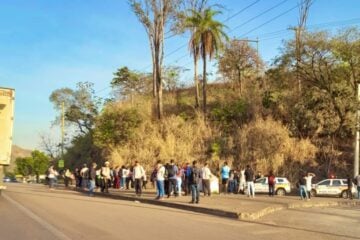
top-left (202, 51), bottom-right (207, 117)
top-left (152, 64), bottom-right (157, 97)
top-left (238, 68), bottom-right (242, 95)
top-left (155, 44), bottom-right (163, 120)
top-left (194, 55), bottom-right (200, 108)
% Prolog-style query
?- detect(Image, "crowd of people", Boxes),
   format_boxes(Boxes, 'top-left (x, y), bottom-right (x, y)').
top-left (47, 161), bottom-right (360, 203)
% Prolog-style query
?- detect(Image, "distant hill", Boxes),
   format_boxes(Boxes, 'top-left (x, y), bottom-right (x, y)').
top-left (5, 145), bottom-right (32, 173)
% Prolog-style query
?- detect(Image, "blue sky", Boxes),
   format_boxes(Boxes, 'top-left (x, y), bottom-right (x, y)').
top-left (1, 0), bottom-right (360, 150)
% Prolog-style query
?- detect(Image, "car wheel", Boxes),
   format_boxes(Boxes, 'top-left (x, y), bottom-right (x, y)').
top-left (341, 190), bottom-right (348, 199)
top-left (310, 190), bottom-right (316, 197)
top-left (276, 188), bottom-right (286, 196)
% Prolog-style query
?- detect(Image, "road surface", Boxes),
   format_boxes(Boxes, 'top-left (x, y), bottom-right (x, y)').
top-left (1, 184), bottom-right (359, 240)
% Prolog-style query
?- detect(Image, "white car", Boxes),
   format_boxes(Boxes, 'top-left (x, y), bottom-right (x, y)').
top-left (311, 179), bottom-right (356, 198)
top-left (254, 177), bottom-right (291, 196)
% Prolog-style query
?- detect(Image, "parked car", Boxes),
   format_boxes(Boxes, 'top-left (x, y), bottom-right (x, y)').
top-left (254, 177), bottom-right (291, 196)
top-left (2, 177), bottom-right (17, 183)
top-left (311, 179), bottom-right (356, 198)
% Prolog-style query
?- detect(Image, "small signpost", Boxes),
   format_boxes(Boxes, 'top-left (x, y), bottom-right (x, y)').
top-left (58, 159), bottom-right (65, 169)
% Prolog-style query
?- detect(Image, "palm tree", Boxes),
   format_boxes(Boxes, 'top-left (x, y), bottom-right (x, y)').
top-left (186, 8), bottom-right (228, 116)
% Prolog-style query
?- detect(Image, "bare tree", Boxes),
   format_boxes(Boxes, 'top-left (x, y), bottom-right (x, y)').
top-left (129, 0), bottom-right (182, 119)
top-left (39, 132), bottom-right (60, 160)
top-left (218, 39), bottom-right (263, 95)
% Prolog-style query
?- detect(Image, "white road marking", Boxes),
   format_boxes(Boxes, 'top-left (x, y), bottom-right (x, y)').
top-left (2, 192), bottom-right (72, 240)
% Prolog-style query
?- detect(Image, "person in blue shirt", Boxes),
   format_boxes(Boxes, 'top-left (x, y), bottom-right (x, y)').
top-left (220, 162), bottom-right (230, 194)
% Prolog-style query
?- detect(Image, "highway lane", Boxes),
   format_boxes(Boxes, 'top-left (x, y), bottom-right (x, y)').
top-left (1, 184), bottom-right (359, 240)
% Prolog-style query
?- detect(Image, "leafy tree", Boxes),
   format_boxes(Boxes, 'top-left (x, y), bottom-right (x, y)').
top-left (31, 150), bottom-right (50, 183)
top-left (185, 7), bottom-right (228, 116)
top-left (63, 132), bottom-right (103, 169)
top-left (111, 66), bottom-right (151, 102)
top-left (331, 27), bottom-right (360, 90)
top-left (94, 107), bottom-right (143, 147)
top-left (266, 28), bottom-right (360, 176)
top-left (16, 157), bottom-right (33, 177)
top-left (49, 82), bottom-right (101, 134)
top-left (15, 150), bottom-right (49, 183)
top-left (218, 39), bottom-right (263, 95)
top-left (162, 65), bottom-right (187, 92)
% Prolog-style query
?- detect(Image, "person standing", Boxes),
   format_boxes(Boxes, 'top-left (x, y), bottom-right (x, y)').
top-left (133, 161), bottom-right (146, 197)
top-left (120, 166), bottom-right (128, 190)
top-left (155, 160), bottom-right (165, 200)
top-left (184, 163), bottom-right (191, 196)
top-left (74, 168), bottom-right (81, 188)
top-left (113, 166), bottom-right (120, 189)
top-left (47, 165), bottom-right (57, 190)
top-left (298, 173), bottom-right (308, 200)
top-left (304, 172), bottom-right (315, 199)
top-left (245, 165), bottom-right (255, 198)
top-left (80, 164), bottom-right (89, 190)
top-left (189, 161), bottom-right (201, 204)
top-left (238, 167), bottom-right (246, 194)
top-left (89, 162), bottom-right (97, 197)
top-left (220, 162), bottom-right (230, 194)
top-left (167, 160), bottom-right (178, 198)
top-left (356, 173), bottom-right (360, 200)
top-left (176, 164), bottom-right (183, 196)
top-left (201, 162), bottom-right (212, 197)
top-left (64, 169), bottom-right (71, 187)
top-left (268, 170), bottom-right (276, 197)
top-left (101, 161), bottom-right (111, 193)
top-left (346, 175), bottom-right (353, 200)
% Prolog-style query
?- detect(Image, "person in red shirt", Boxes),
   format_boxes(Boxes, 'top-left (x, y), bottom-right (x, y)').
top-left (268, 170), bottom-right (276, 197)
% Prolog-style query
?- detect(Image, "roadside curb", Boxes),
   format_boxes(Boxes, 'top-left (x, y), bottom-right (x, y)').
top-left (64, 187), bottom-right (360, 221)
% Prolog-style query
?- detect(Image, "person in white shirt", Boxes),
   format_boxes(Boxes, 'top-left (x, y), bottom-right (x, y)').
top-left (132, 161), bottom-right (146, 197)
top-left (304, 172), bottom-right (315, 199)
top-left (156, 160), bottom-right (165, 200)
top-left (80, 164), bottom-right (89, 189)
top-left (101, 161), bottom-right (111, 193)
top-left (238, 167), bottom-right (246, 194)
top-left (201, 162), bottom-right (212, 196)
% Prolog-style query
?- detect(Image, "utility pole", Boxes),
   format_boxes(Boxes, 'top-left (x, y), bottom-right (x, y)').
top-left (289, 27), bottom-right (302, 92)
top-left (355, 83), bottom-right (360, 177)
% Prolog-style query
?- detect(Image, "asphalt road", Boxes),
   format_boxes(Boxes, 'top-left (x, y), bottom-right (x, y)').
top-left (1, 184), bottom-right (359, 240)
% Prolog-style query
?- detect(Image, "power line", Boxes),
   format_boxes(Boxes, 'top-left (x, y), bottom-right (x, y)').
top-left (223, 0), bottom-right (261, 22)
top-left (166, 0), bottom-right (292, 66)
top-left (229, 0), bottom-right (290, 33)
top-left (162, 0), bottom-right (262, 63)
top-left (240, 4), bottom-right (299, 37)
top-left (253, 17), bottom-right (360, 41)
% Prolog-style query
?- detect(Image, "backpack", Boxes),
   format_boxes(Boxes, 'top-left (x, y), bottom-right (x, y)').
top-left (190, 167), bottom-right (198, 184)
top-left (167, 165), bottom-right (175, 178)
top-left (150, 169), bottom-right (157, 182)
top-left (164, 167), bottom-right (169, 179)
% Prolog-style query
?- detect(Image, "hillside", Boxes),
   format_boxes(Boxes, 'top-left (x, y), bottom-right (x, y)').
top-left (5, 145), bottom-right (32, 173)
